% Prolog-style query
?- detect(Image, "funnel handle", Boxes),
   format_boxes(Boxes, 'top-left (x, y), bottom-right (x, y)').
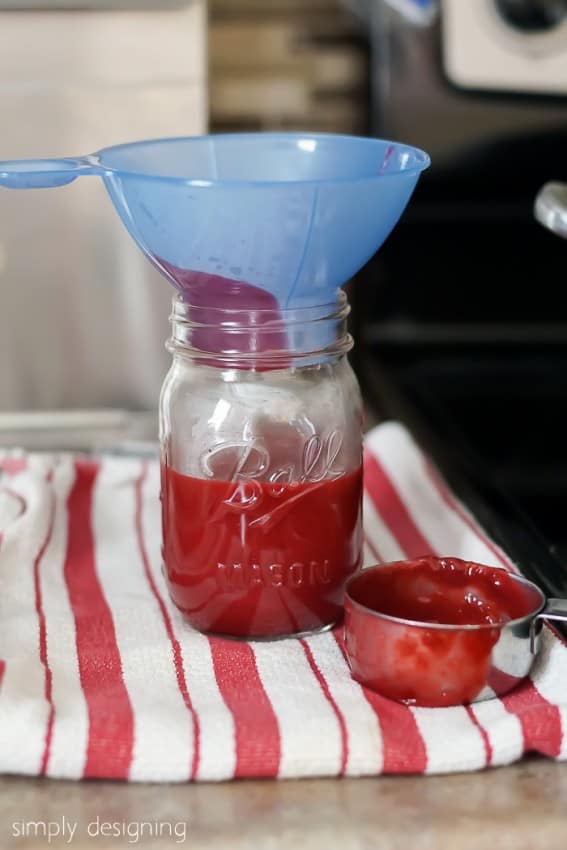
top-left (0, 156), bottom-right (103, 189)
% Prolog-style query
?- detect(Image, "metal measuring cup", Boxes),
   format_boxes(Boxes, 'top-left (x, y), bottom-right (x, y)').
top-left (344, 558), bottom-right (567, 708)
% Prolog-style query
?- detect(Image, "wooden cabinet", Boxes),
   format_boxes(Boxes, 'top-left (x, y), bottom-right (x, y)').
top-left (209, 0), bottom-right (369, 134)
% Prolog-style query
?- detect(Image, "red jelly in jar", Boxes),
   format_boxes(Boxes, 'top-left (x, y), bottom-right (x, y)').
top-left (162, 466), bottom-right (362, 637)
top-left (160, 289), bottom-right (363, 638)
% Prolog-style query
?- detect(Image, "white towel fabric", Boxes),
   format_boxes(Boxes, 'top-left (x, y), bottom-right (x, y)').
top-left (0, 422), bottom-right (565, 782)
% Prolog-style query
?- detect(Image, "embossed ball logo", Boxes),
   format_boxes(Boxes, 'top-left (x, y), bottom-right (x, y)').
top-left (199, 431), bottom-right (344, 526)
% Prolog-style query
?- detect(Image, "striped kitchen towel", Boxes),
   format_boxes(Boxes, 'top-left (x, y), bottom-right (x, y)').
top-left (0, 422), bottom-right (565, 782)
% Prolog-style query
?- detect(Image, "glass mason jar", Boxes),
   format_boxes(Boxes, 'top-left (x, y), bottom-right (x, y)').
top-left (159, 291), bottom-right (363, 639)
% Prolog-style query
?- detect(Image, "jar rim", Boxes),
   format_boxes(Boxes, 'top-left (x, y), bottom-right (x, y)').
top-left (170, 289), bottom-right (349, 319)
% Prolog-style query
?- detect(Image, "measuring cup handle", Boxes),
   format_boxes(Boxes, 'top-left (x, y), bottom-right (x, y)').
top-left (530, 598), bottom-right (567, 652)
top-left (0, 156), bottom-right (103, 189)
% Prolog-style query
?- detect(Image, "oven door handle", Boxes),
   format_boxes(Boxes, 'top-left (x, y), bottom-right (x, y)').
top-left (534, 182), bottom-right (567, 240)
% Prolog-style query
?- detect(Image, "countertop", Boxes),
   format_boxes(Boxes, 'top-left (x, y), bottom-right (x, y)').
top-left (1, 759), bottom-right (565, 850)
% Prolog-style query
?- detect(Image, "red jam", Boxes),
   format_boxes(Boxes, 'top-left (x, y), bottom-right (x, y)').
top-left (353, 557), bottom-right (538, 627)
top-left (161, 465), bottom-right (363, 638)
top-left (345, 557), bottom-right (542, 707)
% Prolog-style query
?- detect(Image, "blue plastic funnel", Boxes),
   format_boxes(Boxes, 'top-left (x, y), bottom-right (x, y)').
top-left (0, 133), bottom-right (429, 313)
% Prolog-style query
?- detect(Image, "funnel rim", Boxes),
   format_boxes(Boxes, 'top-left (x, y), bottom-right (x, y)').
top-left (93, 132), bottom-right (430, 188)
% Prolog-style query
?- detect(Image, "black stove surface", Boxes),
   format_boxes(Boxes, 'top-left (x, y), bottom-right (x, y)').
top-left (360, 345), bottom-right (567, 604)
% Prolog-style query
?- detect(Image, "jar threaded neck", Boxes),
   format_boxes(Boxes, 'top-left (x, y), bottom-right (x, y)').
top-left (168, 292), bottom-right (353, 368)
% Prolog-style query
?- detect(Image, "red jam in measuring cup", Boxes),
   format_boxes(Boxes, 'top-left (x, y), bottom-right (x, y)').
top-left (162, 465), bottom-right (362, 638)
top-left (345, 557), bottom-right (542, 706)
top-left (357, 556), bottom-right (537, 626)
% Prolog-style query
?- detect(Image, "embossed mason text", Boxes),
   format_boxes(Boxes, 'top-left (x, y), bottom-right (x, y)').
top-left (216, 560), bottom-right (332, 589)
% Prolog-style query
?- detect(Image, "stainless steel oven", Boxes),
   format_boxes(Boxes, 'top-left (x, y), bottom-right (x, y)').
top-left (348, 0), bottom-right (567, 602)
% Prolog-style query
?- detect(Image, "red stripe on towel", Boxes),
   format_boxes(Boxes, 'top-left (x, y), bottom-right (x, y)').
top-left (33, 471), bottom-right (57, 776)
top-left (364, 453), bottom-right (432, 558)
top-left (501, 682), bottom-right (563, 758)
top-left (465, 705), bottom-right (493, 764)
top-left (209, 638), bottom-right (280, 778)
top-left (134, 464), bottom-right (200, 779)
top-left (0, 458), bottom-right (27, 476)
top-left (64, 460), bottom-right (134, 779)
top-left (300, 638), bottom-right (349, 776)
top-left (366, 689), bottom-right (427, 773)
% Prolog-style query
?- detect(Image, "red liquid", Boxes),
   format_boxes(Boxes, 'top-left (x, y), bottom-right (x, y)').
top-left (352, 557), bottom-right (538, 627)
top-left (345, 557), bottom-right (542, 707)
top-left (162, 465), bottom-right (363, 637)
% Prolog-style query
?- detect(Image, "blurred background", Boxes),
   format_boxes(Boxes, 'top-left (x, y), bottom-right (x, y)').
top-left (1, 0), bottom-right (567, 570)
